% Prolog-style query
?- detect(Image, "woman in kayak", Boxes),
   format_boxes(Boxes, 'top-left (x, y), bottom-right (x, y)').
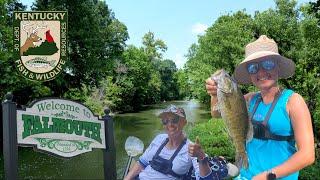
top-left (124, 104), bottom-right (226, 180)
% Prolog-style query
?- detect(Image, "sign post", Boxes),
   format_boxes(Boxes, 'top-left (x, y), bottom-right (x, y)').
top-left (2, 93), bottom-right (18, 180)
top-left (103, 109), bottom-right (116, 180)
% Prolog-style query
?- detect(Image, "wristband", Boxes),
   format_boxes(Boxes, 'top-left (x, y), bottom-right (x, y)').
top-left (266, 170), bottom-right (276, 180)
top-left (198, 154), bottom-right (209, 164)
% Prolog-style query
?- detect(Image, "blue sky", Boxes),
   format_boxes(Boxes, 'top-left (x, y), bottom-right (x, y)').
top-left (22, 0), bottom-right (313, 68)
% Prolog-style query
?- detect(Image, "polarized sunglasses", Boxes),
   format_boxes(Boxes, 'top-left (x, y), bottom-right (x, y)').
top-left (161, 117), bottom-right (180, 125)
top-left (247, 59), bottom-right (276, 74)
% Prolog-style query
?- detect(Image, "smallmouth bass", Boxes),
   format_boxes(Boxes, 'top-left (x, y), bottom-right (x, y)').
top-left (211, 69), bottom-right (253, 169)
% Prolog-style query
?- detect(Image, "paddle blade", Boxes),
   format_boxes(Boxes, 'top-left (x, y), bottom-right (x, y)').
top-left (125, 136), bottom-right (144, 157)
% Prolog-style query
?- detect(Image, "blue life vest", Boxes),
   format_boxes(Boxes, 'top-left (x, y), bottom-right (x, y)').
top-left (251, 89), bottom-right (294, 141)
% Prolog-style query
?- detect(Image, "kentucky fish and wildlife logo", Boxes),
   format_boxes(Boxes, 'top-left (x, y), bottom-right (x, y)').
top-left (13, 11), bottom-right (67, 81)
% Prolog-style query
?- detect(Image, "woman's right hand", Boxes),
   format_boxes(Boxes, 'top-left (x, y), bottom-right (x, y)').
top-left (206, 77), bottom-right (221, 117)
top-left (205, 77), bottom-right (217, 96)
top-left (188, 136), bottom-right (205, 159)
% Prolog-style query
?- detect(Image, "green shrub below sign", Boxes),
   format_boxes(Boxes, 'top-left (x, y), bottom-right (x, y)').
top-left (188, 119), bottom-right (235, 162)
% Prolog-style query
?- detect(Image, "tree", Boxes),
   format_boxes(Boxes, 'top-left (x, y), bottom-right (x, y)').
top-left (88, 45), bottom-right (161, 112)
top-left (0, 0), bottom-right (50, 105)
top-left (253, 0), bottom-right (320, 141)
top-left (122, 46), bottom-right (155, 110)
top-left (185, 11), bottom-right (254, 103)
top-left (298, 1), bottom-right (320, 141)
top-left (140, 32), bottom-right (168, 104)
top-left (174, 69), bottom-right (191, 99)
top-left (308, 0), bottom-right (320, 24)
top-left (142, 31), bottom-right (167, 61)
top-left (157, 59), bottom-right (179, 101)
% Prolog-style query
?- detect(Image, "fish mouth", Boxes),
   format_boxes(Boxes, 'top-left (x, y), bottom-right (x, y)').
top-left (217, 77), bottom-right (237, 94)
top-left (211, 69), bottom-right (238, 94)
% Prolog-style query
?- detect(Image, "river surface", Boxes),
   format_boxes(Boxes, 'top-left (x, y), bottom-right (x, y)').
top-left (0, 100), bottom-right (211, 179)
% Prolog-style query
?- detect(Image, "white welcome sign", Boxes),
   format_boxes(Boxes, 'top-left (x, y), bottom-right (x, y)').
top-left (17, 98), bottom-right (106, 157)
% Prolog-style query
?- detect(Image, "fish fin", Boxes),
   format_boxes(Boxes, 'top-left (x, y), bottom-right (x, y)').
top-left (235, 152), bottom-right (249, 169)
top-left (246, 120), bottom-right (254, 143)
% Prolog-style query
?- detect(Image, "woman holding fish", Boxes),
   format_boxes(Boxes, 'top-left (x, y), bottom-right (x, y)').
top-left (205, 35), bottom-right (315, 180)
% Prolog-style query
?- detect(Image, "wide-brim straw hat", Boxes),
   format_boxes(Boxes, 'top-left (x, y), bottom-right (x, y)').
top-left (234, 35), bottom-right (295, 84)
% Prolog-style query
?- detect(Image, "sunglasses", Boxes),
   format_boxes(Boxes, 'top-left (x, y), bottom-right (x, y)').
top-left (161, 117), bottom-right (180, 125)
top-left (247, 60), bottom-right (276, 74)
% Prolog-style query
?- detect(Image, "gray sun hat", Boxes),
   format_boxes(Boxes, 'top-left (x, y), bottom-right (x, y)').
top-left (158, 105), bottom-right (186, 119)
top-left (234, 35), bottom-right (296, 84)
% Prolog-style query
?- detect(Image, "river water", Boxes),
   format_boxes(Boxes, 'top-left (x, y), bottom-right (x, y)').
top-left (0, 100), bottom-right (211, 179)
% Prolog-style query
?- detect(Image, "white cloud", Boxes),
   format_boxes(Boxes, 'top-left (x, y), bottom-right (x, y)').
top-left (191, 23), bottom-right (208, 35)
top-left (173, 53), bottom-right (187, 69)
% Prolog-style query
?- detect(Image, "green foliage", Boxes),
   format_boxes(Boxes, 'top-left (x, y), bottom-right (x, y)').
top-left (32, 0), bottom-right (129, 95)
top-left (174, 69), bottom-right (192, 99)
top-left (145, 70), bottom-right (162, 104)
top-left (63, 85), bottom-right (88, 102)
top-left (94, 32), bottom-right (183, 112)
top-left (23, 41), bottom-right (59, 55)
top-left (309, 0), bottom-right (320, 24)
top-left (103, 76), bottom-right (135, 112)
top-left (62, 85), bottom-right (107, 115)
top-left (0, 0), bottom-right (184, 113)
top-left (0, 0), bottom-right (57, 104)
top-left (156, 59), bottom-right (179, 101)
top-left (105, 45), bottom-right (160, 111)
top-left (31, 85), bottom-right (52, 98)
top-left (0, 0), bottom-right (134, 109)
top-left (80, 31), bottom-right (184, 113)
top-left (122, 46), bottom-right (153, 108)
top-left (295, 7), bottom-right (320, 141)
top-left (299, 159), bottom-right (320, 180)
top-left (142, 31), bottom-right (167, 60)
top-left (188, 119), bottom-right (235, 162)
top-left (185, 11), bottom-right (254, 103)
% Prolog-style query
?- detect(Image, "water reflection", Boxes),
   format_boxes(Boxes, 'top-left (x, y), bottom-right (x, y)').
top-left (114, 116), bottom-right (151, 130)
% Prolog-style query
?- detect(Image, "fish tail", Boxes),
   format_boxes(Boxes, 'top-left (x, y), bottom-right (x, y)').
top-left (235, 152), bottom-right (249, 169)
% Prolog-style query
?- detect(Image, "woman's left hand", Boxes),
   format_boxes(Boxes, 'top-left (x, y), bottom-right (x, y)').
top-left (252, 171), bottom-right (267, 180)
